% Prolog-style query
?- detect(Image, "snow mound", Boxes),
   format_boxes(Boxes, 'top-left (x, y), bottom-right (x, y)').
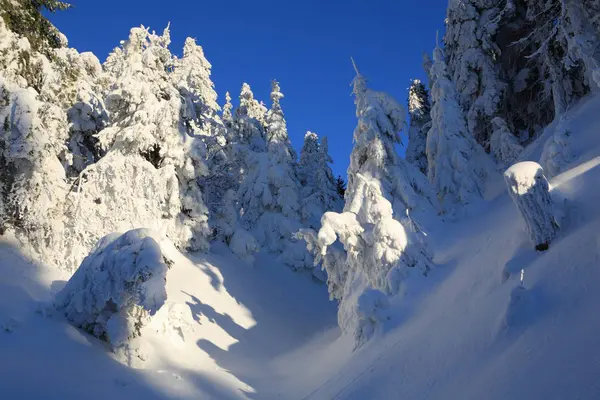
top-left (55, 229), bottom-right (172, 349)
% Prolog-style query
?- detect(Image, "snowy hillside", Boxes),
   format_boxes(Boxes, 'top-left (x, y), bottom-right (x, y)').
top-left (2, 0), bottom-right (600, 399)
top-left (1, 93), bottom-right (600, 399)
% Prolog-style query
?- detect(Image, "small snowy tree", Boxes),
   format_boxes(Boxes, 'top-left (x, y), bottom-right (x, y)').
top-left (309, 64), bottom-right (437, 346)
top-left (426, 44), bottom-right (495, 209)
top-left (490, 117), bottom-right (523, 168)
top-left (55, 229), bottom-right (172, 351)
top-left (504, 162), bottom-right (558, 251)
top-left (540, 116), bottom-right (574, 178)
top-left (406, 79), bottom-right (431, 175)
top-left (336, 175), bottom-right (346, 199)
top-left (298, 132), bottom-right (342, 229)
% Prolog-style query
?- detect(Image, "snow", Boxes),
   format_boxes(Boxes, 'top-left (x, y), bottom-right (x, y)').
top-left (3, 3), bottom-right (600, 398)
top-left (6, 90), bottom-right (600, 399)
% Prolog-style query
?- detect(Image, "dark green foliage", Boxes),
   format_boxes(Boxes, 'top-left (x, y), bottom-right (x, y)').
top-left (0, 0), bottom-right (71, 54)
top-left (335, 175), bottom-right (346, 199)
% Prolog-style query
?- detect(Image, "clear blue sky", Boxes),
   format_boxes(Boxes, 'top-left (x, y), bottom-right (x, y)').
top-left (48, 0), bottom-right (447, 179)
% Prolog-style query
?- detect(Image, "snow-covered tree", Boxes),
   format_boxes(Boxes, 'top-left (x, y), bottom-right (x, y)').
top-left (63, 26), bottom-right (210, 270)
top-left (422, 53), bottom-right (434, 89)
top-left (490, 116), bottom-right (523, 168)
top-left (444, 0), bottom-right (507, 148)
top-left (308, 65), bottom-right (437, 346)
top-left (540, 116), bottom-right (574, 178)
top-left (504, 162), bottom-right (559, 251)
top-left (222, 91), bottom-right (233, 128)
top-left (406, 79), bottom-right (431, 175)
top-left (298, 132), bottom-right (342, 230)
top-left (173, 37), bottom-right (220, 136)
top-left (65, 52), bottom-right (109, 176)
top-left (515, 0), bottom-right (590, 121)
top-left (171, 37), bottom-right (239, 245)
top-left (265, 80), bottom-right (297, 160)
top-left (426, 44), bottom-right (495, 209)
top-left (0, 14), bottom-right (84, 266)
top-left (561, 0), bottom-right (600, 89)
top-left (236, 81), bottom-right (307, 267)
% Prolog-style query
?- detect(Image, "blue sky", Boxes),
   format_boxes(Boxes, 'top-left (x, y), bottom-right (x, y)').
top-left (49, 0), bottom-right (447, 179)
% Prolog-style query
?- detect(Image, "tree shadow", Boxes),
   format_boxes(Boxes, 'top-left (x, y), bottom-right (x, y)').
top-left (184, 248), bottom-right (338, 399)
top-left (0, 239), bottom-right (245, 400)
top-left (182, 290), bottom-right (246, 340)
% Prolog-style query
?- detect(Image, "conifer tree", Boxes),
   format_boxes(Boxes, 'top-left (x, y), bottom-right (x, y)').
top-left (63, 26), bottom-right (210, 270)
top-left (298, 132), bottom-right (341, 230)
top-left (406, 79), bottom-right (431, 175)
top-left (336, 176), bottom-right (347, 199)
top-left (426, 44), bottom-right (494, 209)
top-left (310, 63), bottom-right (437, 345)
top-left (236, 81), bottom-right (306, 267)
top-left (444, 0), bottom-right (507, 148)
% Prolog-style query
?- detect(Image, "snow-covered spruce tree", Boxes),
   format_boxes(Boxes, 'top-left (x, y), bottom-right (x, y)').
top-left (236, 80), bottom-right (309, 268)
top-left (265, 80), bottom-right (297, 160)
top-left (65, 52), bottom-right (109, 176)
top-left (298, 132), bottom-right (342, 230)
top-left (0, 0), bottom-right (70, 55)
top-left (171, 37), bottom-right (238, 244)
top-left (490, 116), bottom-right (523, 168)
top-left (427, 44), bottom-right (495, 210)
top-left (540, 116), bottom-right (574, 178)
top-left (516, 0), bottom-right (589, 119)
top-left (172, 37), bottom-right (220, 136)
top-left (226, 83), bottom-right (267, 262)
top-left (0, 12), bottom-right (99, 266)
top-left (504, 162), bottom-right (558, 251)
top-left (406, 79), bottom-right (431, 175)
top-left (422, 53), bottom-right (434, 90)
top-left (63, 26), bottom-right (210, 270)
top-left (444, 0), bottom-right (507, 148)
top-left (308, 65), bottom-right (437, 346)
top-left (561, 0), bottom-right (600, 90)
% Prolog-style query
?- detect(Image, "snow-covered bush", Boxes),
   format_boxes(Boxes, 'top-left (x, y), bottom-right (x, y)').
top-left (540, 117), bottom-right (574, 178)
top-left (229, 227), bottom-right (259, 264)
top-left (55, 229), bottom-right (172, 349)
top-left (504, 162), bottom-right (558, 251)
top-left (490, 117), bottom-right (523, 168)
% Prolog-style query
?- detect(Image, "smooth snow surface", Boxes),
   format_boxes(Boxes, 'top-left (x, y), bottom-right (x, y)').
top-left (2, 94), bottom-right (600, 399)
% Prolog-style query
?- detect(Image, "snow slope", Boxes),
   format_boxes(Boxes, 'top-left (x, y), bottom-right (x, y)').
top-left (0, 237), bottom-right (337, 399)
top-left (2, 94), bottom-right (600, 399)
top-left (301, 92), bottom-right (600, 399)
